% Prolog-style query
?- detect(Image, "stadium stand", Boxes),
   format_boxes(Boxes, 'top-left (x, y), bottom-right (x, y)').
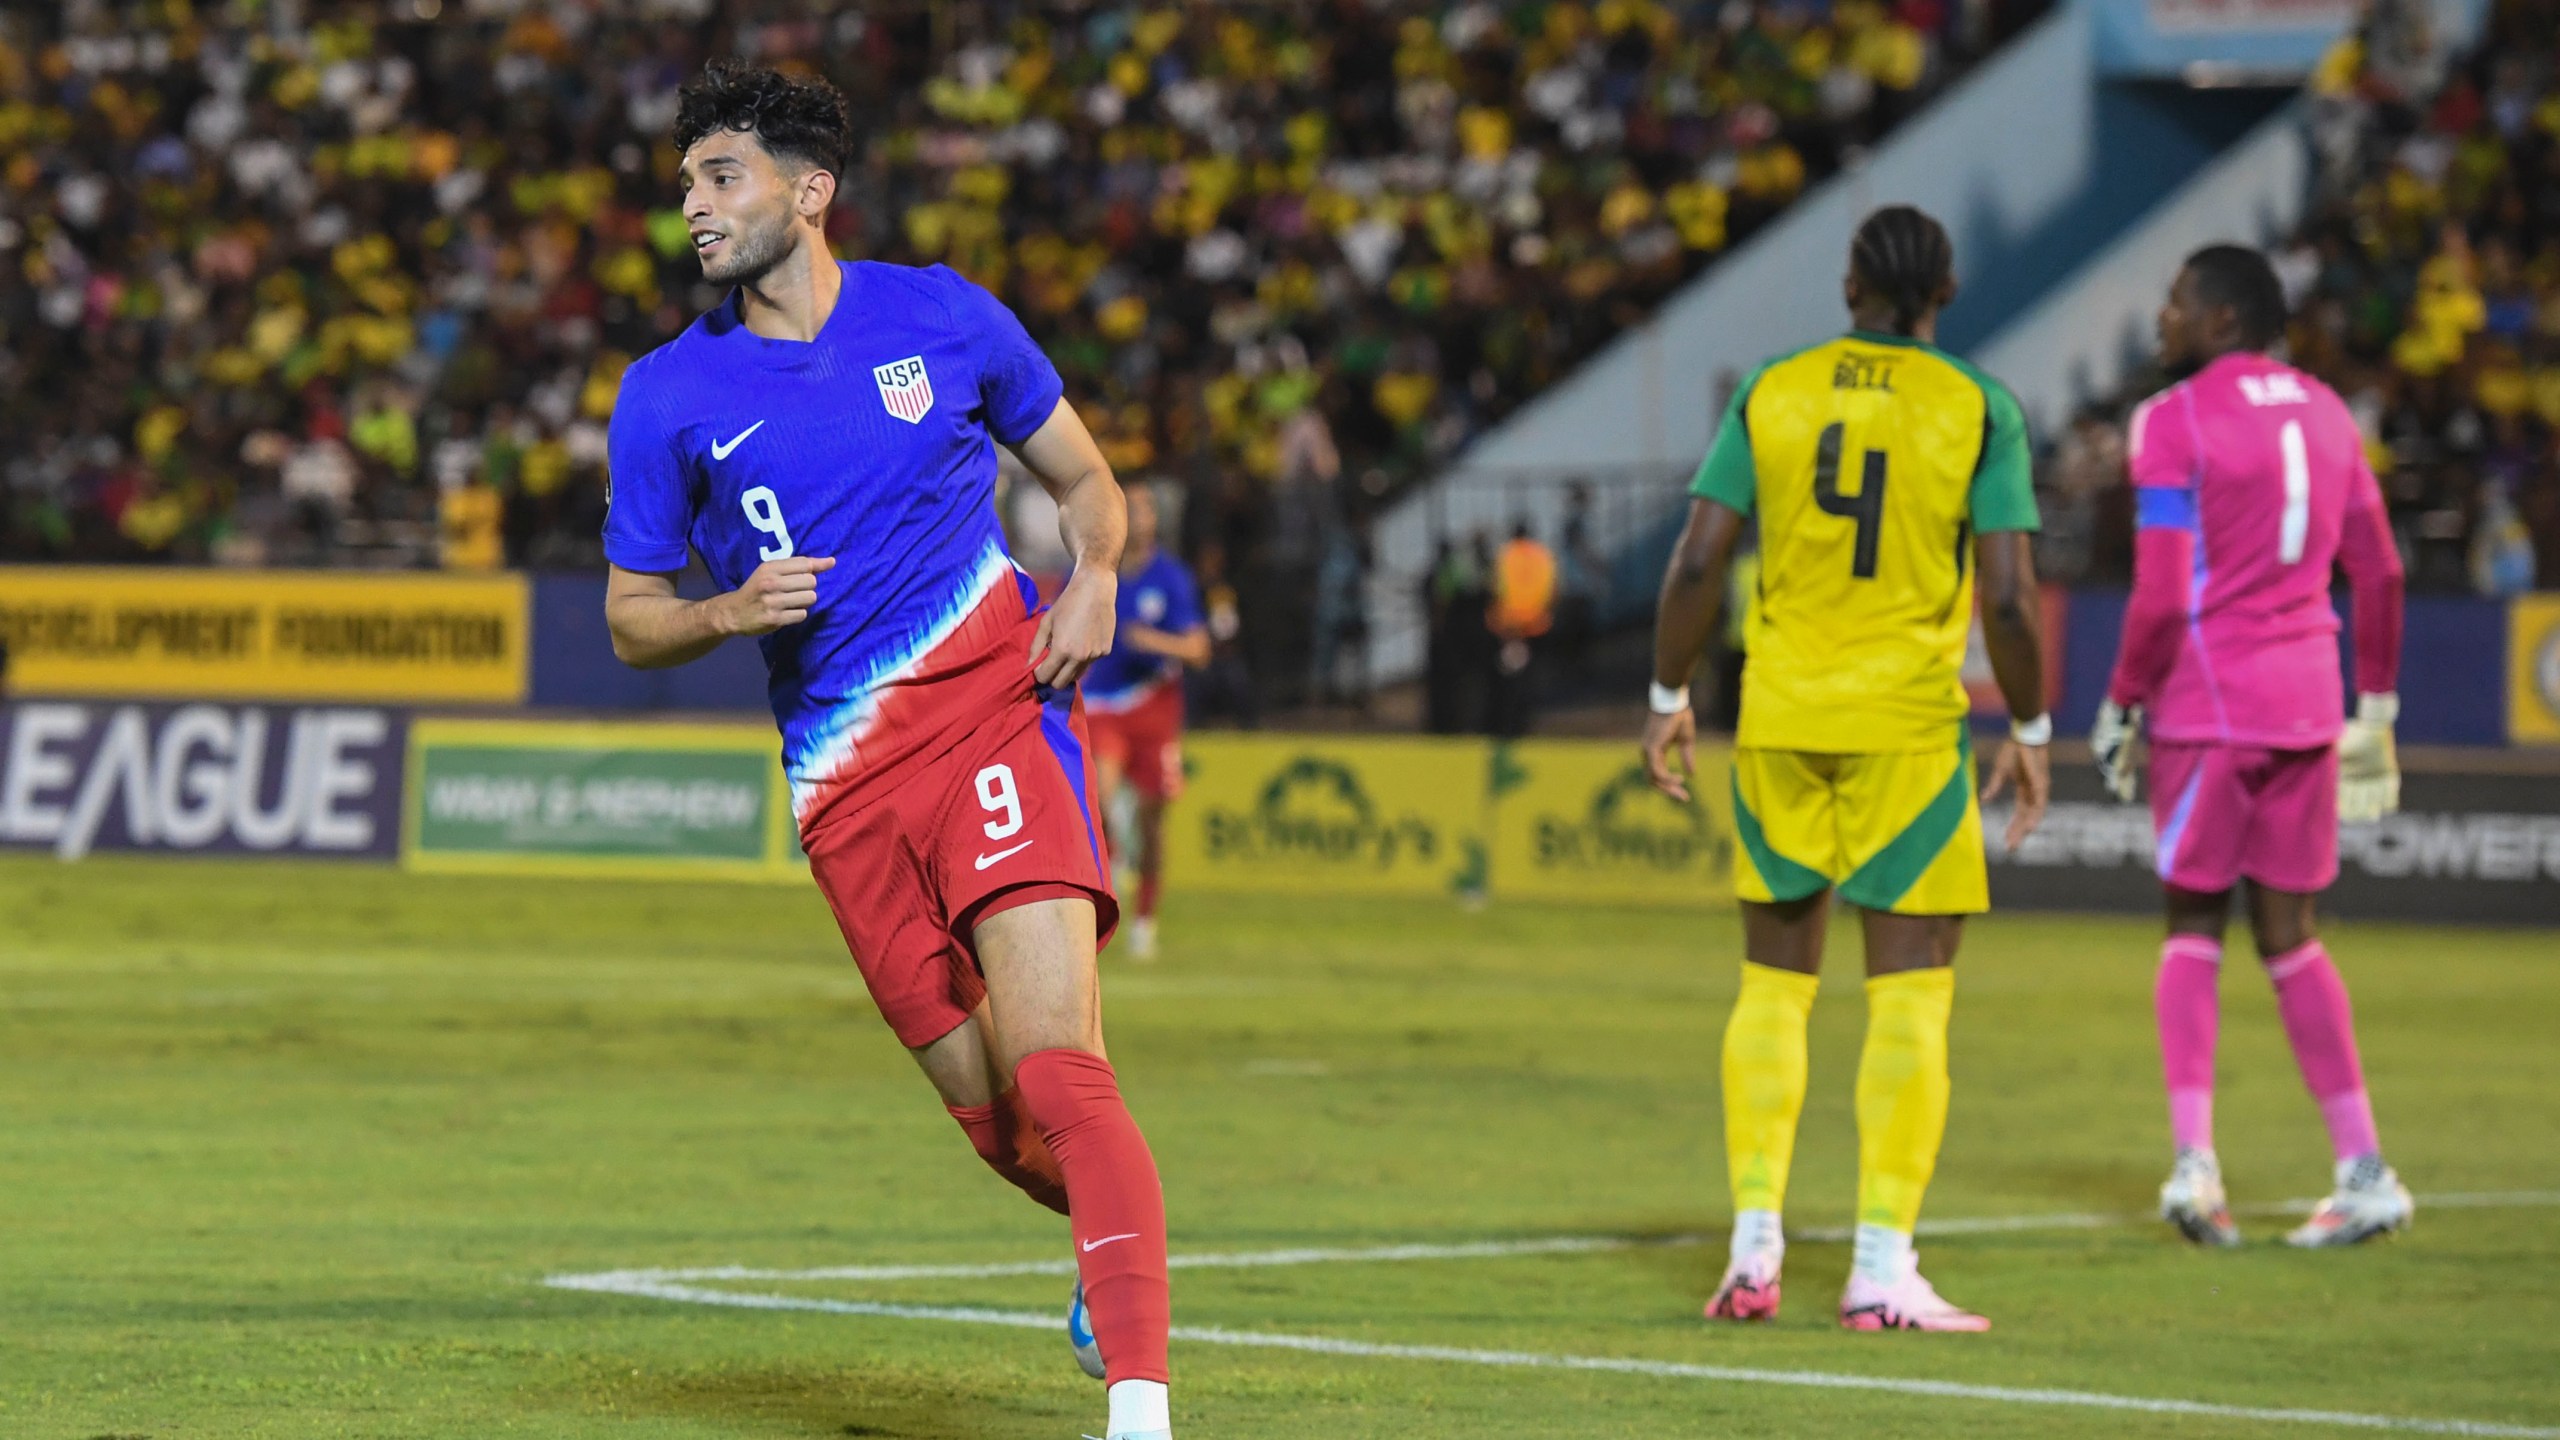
top-left (1, 0), bottom-right (2038, 606)
top-left (2035, 0), bottom-right (2560, 596)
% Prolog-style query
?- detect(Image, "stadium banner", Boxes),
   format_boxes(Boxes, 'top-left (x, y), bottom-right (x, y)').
top-left (404, 718), bottom-right (799, 882)
top-left (2508, 594), bottom-right (2560, 745)
top-left (0, 700), bottom-right (405, 861)
top-left (0, 567), bottom-right (529, 704)
top-left (1164, 734), bottom-right (1489, 898)
top-left (2088, 0), bottom-right (2487, 78)
top-left (1485, 739), bottom-right (1737, 907)
top-left (1984, 763), bottom-right (2560, 925)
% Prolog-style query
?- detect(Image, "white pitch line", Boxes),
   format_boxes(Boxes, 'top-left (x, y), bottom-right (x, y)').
top-left (541, 1275), bottom-right (2560, 1438)
top-left (572, 1235), bottom-right (1665, 1288)
top-left (1789, 1189), bottom-right (2560, 1242)
top-left (559, 1190), bottom-right (2560, 1287)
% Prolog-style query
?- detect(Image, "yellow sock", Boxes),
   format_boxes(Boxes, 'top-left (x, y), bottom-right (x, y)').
top-left (1722, 961), bottom-right (1820, 1216)
top-left (1856, 966), bottom-right (1956, 1233)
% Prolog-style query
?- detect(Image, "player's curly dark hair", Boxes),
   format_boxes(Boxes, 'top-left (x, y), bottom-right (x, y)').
top-left (1850, 205), bottom-right (1956, 334)
top-left (673, 60), bottom-right (855, 178)
top-left (2182, 244), bottom-right (2288, 350)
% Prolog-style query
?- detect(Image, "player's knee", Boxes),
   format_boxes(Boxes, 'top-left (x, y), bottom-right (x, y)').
top-left (1012, 1046), bottom-right (1130, 1144)
top-left (2246, 890), bottom-right (2318, 959)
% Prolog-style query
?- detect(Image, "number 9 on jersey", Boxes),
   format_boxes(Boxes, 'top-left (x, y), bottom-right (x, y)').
top-left (742, 485), bottom-right (795, 561)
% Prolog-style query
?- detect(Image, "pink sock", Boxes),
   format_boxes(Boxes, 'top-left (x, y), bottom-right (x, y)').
top-left (2156, 935), bottom-right (2223, 1154)
top-left (2265, 940), bottom-right (2381, 1163)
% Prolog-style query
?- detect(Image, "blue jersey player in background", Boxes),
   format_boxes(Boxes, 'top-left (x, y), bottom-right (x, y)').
top-left (1082, 484), bottom-right (1209, 960)
top-left (598, 62), bottom-right (1174, 1440)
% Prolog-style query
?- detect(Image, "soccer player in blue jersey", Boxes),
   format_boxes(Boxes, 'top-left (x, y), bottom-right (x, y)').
top-left (599, 63), bottom-right (1171, 1440)
top-left (1082, 484), bottom-right (1208, 960)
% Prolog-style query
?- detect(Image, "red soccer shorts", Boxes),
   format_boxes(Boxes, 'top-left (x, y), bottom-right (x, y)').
top-left (1088, 683), bottom-right (1185, 802)
top-left (2148, 740), bottom-right (2339, 896)
top-left (803, 685), bottom-right (1119, 1050)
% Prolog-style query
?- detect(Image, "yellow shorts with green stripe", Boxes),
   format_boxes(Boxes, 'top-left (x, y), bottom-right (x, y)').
top-left (1730, 733), bottom-right (1988, 915)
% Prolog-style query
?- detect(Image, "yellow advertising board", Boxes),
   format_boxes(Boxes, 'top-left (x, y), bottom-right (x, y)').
top-left (2509, 594), bottom-right (2560, 745)
top-left (1487, 738), bottom-right (1737, 907)
top-left (1164, 734), bottom-right (1489, 898)
top-left (0, 567), bottom-right (528, 703)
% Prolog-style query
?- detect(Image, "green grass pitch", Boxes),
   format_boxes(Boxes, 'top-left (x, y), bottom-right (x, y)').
top-left (3, 853), bottom-right (2555, 1438)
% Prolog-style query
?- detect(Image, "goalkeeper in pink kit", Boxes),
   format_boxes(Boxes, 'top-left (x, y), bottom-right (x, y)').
top-left (2092, 246), bottom-right (2411, 1248)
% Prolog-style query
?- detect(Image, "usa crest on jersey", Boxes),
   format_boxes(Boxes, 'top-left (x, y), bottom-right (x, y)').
top-left (874, 355), bottom-right (934, 424)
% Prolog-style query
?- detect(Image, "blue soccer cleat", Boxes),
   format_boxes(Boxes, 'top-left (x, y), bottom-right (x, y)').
top-left (1068, 1280), bottom-right (1106, 1379)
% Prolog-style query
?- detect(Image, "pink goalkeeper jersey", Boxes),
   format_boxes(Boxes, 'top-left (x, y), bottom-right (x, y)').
top-left (2111, 352), bottom-right (2402, 748)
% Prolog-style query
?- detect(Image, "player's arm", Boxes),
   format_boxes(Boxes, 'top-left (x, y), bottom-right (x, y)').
top-left (2337, 444), bottom-right (2405, 699)
top-left (2335, 439), bottom-right (2406, 820)
top-left (2107, 527), bottom-right (2192, 713)
top-left (1123, 623), bottom-right (1211, 666)
top-left (598, 361), bottom-right (835, 669)
top-left (1642, 497), bottom-right (1747, 801)
top-left (1012, 398), bottom-right (1127, 687)
top-left (1974, 530), bottom-right (2050, 847)
top-left (1969, 377), bottom-right (2050, 849)
top-left (604, 558), bottom-right (836, 669)
top-left (2098, 394), bottom-right (2197, 802)
top-left (1644, 370), bottom-right (1761, 801)
top-left (1124, 565), bottom-right (1210, 666)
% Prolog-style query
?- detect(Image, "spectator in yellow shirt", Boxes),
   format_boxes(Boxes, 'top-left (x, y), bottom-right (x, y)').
top-left (439, 472), bottom-right (506, 571)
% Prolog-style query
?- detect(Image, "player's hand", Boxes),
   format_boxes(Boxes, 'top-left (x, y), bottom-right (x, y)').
top-left (716, 556), bottom-right (836, 637)
top-left (1981, 735), bottom-right (2049, 851)
top-left (1033, 564), bottom-right (1117, 688)
top-left (2337, 692), bottom-right (2401, 823)
top-left (2091, 699), bottom-right (2143, 804)
top-left (1642, 705), bottom-right (1699, 802)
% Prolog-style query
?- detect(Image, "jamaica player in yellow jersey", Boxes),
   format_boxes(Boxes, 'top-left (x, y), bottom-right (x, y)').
top-left (1641, 206), bottom-right (2052, 1332)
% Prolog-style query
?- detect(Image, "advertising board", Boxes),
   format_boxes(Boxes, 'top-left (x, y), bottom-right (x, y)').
top-left (2508, 594), bottom-right (2560, 746)
top-left (1987, 763), bottom-right (2560, 924)
top-left (1163, 735), bottom-right (1489, 898)
top-left (0, 700), bottom-right (405, 860)
top-left (1485, 739), bottom-right (1736, 907)
top-left (0, 568), bottom-right (528, 704)
top-left (404, 718), bottom-right (797, 881)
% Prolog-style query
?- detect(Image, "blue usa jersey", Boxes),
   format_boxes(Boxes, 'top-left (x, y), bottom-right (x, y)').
top-left (603, 260), bottom-right (1064, 818)
top-left (1082, 550), bottom-right (1203, 713)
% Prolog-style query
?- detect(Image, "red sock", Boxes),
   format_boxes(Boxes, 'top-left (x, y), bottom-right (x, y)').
top-left (1013, 1048), bottom-right (1169, 1385)
top-left (1136, 870), bottom-right (1161, 920)
top-left (946, 1088), bottom-right (1070, 1216)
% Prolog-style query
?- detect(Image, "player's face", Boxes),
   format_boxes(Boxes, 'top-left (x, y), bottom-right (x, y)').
top-left (1126, 485), bottom-right (1158, 553)
top-left (2157, 267), bottom-right (2210, 379)
top-left (679, 130), bottom-right (803, 286)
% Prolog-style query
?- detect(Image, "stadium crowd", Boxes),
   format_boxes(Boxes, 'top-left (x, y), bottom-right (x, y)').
top-left (2037, 0), bottom-right (2560, 596)
top-left (2, 0), bottom-right (2029, 686)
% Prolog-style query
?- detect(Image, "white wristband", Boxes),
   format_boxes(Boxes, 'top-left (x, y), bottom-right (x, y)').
top-left (1647, 681), bottom-right (1692, 716)
top-left (2356, 692), bottom-right (2399, 725)
top-left (2012, 713), bottom-right (2053, 746)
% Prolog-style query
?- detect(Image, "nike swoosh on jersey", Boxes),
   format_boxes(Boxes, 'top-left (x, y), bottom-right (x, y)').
top-left (973, 839), bottom-right (1034, 870)
top-left (709, 419), bottom-right (766, 460)
top-left (1080, 1232), bottom-right (1140, 1253)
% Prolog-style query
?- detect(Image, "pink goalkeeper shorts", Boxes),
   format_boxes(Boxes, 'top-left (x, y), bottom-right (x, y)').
top-left (2147, 740), bottom-right (2340, 896)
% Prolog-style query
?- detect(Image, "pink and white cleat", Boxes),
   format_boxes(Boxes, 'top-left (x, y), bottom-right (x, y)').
top-left (2285, 1156), bottom-right (2413, 1248)
top-left (1838, 1255), bottom-right (1991, 1332)
top-left (2160, 1148), bottom-right (2242, 1248)
top-left (1704, 1252), bottom-right (1782, 1322)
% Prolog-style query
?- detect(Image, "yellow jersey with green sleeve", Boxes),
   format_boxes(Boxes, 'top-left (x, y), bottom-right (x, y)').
top-left (1691, 331), bottom-right (2039, 753)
